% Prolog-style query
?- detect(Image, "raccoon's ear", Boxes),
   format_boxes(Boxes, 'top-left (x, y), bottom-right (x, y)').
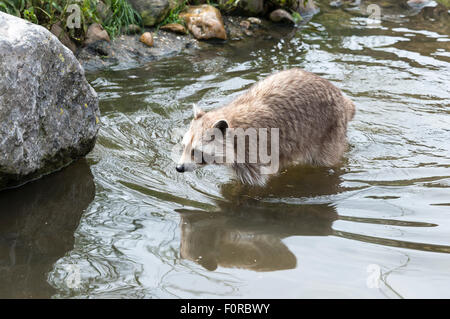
top-left (212, 119), bottom-right (229, 135)
top-left (193, 104), bottom-right (205, 120)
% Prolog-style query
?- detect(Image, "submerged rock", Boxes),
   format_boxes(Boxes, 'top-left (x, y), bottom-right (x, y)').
top-left (0, 12), bottom-right (100, 190)
top-left (180, 5), bottom-right (227, 40)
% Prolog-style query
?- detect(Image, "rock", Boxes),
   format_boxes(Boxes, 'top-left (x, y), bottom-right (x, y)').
top-left (180, 5), bottom-right (227, 40)
top-left (128, 0), bottom-right (183, 27)
top-left (124, 24), bottom-right (142, 35)
top-left (50, 22), bottom-right (77, 53)
top-left (269, 9), bottom-right (296, 24)
top-left (0, 12), bottom-right (100, 190)
top-left (160, 23), bottom-right (188, 34)
top-left (85, 23), bottom-right (110, 45)
top-left (237, 0), bottom-right (265, 16)
top-left (240, 20), bottom-right (251, 29)
top-left (218, 0), bottom-right (265, 16)
top-left (247, 17), bottom-right (262, 25)
top-left (140, 32), bottom-right (154, 46)
top-left (85, 40), bottom-right (112, 56)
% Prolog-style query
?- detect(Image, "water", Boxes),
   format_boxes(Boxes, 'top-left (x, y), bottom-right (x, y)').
top-left (1, 1), bottom-right (449, 298)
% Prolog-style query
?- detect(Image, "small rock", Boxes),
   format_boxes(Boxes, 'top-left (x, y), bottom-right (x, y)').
top-left (85, 23), bottom-right (110, 45)
top-left (180, 5), bottom-right (227, 40)
top-left (240, 20), bottom-right (251, 29)
top-left (124, 24), bottom-right (142, 34)
top-left (247, 17), bottom-right (262, 25)
top-left (160, 23), bottom-right (188, 34)
top-left (269, 9), bottom-right (296, 25)
top-left (50, 23), bottom-right (77, 53)
top-left (140, 32), bottom-right (154, 46)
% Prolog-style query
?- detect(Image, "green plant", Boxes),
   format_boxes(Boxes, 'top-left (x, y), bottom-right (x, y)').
top-left (291, 11), bottom-right (302, 24)
top-left (0, 0), bottom-right (141, 44)
top-left (102, 0), bottom-right (141, 38)
top-left (158, 0), bottom-right (188, 28)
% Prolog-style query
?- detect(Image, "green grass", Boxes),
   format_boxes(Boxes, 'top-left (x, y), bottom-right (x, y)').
top-left (158, 0), bottom-right (188, 28)
top-left (0, 0), bottom-right (141, 44)
top-left (102, 0), bottom-right (141, 38)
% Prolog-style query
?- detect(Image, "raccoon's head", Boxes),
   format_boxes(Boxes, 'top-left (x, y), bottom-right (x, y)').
top-left (176, 104), bottom-right (229, 173)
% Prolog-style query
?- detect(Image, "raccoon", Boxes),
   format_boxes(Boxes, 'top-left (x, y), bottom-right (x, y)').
top-left (176, 68), bottom-right (355, 186)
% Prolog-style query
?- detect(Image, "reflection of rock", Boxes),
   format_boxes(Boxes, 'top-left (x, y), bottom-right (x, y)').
top-left (0, 160), bottom-right (95, 298)
top-left (180, 5), bottom-right (227, 40)
top-left (178, 166), bottom-right (343, 272)
top-left (219, 0), bottom-right (266, 16)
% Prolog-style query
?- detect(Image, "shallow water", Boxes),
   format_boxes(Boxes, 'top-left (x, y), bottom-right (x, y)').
top-left (1, 1), bottom-right (449, 298)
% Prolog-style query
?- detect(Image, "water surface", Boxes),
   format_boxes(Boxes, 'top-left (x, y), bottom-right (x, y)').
top-left (1, 1), bottom-right (450, 298)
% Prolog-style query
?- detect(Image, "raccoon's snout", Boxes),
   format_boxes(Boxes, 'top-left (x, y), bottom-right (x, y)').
top-left (176, 164), bottom-right (185, 173)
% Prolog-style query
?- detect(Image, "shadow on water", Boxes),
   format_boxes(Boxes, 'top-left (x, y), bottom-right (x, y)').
top-left (0, 160), bottom-right (95, 298)
top-left (177, 166), bottom-right (344, 271)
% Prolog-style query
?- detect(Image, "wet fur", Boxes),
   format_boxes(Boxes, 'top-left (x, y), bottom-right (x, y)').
top-left (179, 68), bottom-right (355, 186)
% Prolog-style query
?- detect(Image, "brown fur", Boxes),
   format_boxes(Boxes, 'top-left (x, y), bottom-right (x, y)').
top-left (178, 68), bottom-right (355, 185)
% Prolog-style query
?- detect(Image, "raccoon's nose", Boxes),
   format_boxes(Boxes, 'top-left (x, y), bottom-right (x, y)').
top-left (176, 164), bottom-right (185, 173)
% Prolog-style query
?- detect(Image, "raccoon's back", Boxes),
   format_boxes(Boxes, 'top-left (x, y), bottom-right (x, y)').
top-left (228, 68), bottom-right (352, 131)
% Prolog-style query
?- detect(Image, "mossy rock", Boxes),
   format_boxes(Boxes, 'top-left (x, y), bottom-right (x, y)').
top-left (128, 0), bottom-right (184, 26)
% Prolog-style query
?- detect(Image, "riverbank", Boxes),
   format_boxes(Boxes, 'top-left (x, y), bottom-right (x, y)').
top-left (77, 14), bottom-right (299, 72)
top-left (76, 0), bottom-right (449, 73)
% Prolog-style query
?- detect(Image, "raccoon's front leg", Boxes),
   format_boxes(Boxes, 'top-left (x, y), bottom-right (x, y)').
top-left (231, 163), bottom-right (268, 186)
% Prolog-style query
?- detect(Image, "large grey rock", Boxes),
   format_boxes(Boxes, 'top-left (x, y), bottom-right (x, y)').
top-left (0, 12), bottom-right (100, 190)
